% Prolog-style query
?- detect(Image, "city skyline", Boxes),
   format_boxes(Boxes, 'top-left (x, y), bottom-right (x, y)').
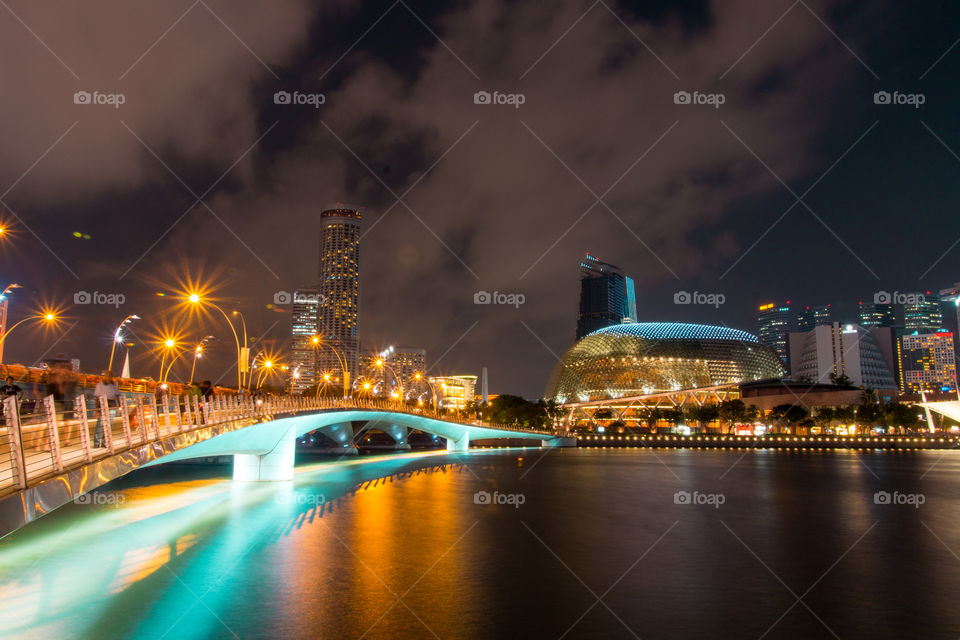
top-left (2, 1), bottom-right (960, 400)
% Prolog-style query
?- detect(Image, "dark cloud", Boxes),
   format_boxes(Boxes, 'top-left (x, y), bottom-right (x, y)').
top-left (1, 0), bottom-right (958, 397)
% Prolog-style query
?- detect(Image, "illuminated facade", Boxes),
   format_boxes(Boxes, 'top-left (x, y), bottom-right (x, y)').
top-left (545, 322), bottom-right (785, 404)
top-left (391, 347), bottom-right (427, 394)
top-left (796, 304), bottom-right (832, 331)
top-left (576, 253), bottom-right (637, 340)
top-left (788, 323), bottom-right (897, 390)
top-left (858, 300), bottom-right (895, 327)
top-left (318, 206), bottom-right (361, 386)
top-left (904, 292), bottom-right (944, 334)
top-left (900, 331), bottom-right (957, 393)
top-left (757, 302), bottom-right (791, 364)
top-left (428, 375), bottom-right (477, 412)
top-left (289, 289), bottom-right (319, 393)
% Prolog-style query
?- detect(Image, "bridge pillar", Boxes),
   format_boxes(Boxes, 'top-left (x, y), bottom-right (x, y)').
top-left (446, 432), bottom-right (470, 452)
top-left (322, 422), bottom-right (359, 454)
top-left (233, 428), bottom-right (296, 481)
top-left (382, 424), bottom-right (411, 449)
top-left (542, 436), bottom-right (577, 448)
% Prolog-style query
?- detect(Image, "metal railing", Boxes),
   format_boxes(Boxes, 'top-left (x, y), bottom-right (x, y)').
top-left (0, 394), bottom-right (562, 497)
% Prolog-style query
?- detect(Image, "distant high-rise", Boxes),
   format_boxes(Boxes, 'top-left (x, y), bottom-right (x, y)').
top-left (289, 289), bottom-right (319, 394)
top-left (391, 347), bottom-right (426, 395)
top-left (318, 205), bottom-right (361, 390)
top-left (576, 253), bottom-right (637, 340)
top-left (788, 323), bottom-right (897, 390)
top-left (904, 292), bottom-right (944, 334)
top-left (796, 304), bottom-right (832, 332)
top-left (757, 301), bottom-right (791, 364)
top-left (900, 331), bottom-right (957, 394)
top-left (858, 300), bottom-right (896, 327)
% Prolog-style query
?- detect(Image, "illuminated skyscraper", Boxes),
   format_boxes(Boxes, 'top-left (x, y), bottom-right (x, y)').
top-left (757, 301), bottom-right (791, 364)
top-left (858, 300), bottom-right (896, 327)
top-left (900, 331), bottom-right (957, 393)
top-left (318, 205), bottom-right (361, 389)
top-left (796, 304), bottom-right (832, 332)
top-left (289, 289), bottom-right (319, 394)
top-left (904, 292), bottom-right (944, 333)
top-left (576, 253), bottom-right (637, 340)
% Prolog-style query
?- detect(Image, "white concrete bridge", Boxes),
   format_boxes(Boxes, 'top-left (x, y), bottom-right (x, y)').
top-left (0, 394), bottom-right (573, 538)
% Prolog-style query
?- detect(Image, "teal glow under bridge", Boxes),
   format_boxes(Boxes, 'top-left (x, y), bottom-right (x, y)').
top-left (0, 395), bottom-right (574, 538)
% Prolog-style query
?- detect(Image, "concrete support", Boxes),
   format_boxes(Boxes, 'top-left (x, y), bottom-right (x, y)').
top-left (382, 424), bottom-right (411, 449)
top-left (233, 428), bottom-right (296, 481)
top-left (542, 436), bottom-right (577, 448)
top-left (319, 422), bottom-right (358, 455)
top-left (446, 432), bottom-right (470, 452)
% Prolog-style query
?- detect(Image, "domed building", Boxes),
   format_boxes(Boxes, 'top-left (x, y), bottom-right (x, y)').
top-left (545, 322), bottom-right (785, 404)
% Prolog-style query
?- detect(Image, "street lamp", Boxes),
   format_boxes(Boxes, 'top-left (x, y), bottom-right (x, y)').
top-left (373, 356), bottom-right (404, 398)
top-left (414, 372), bottom-right (440, 413)
top-left (312, 336), bottom-right (350, 398)
top-left (231, 309), bottom-right (249, 386)
top-left (189, 335), bottom-right (215, 384)
top-left (108, 314), bottom-right (140, 374)
top-left (186, 293), bottom-right (243, 388)
top-left (0, 310), bottom-right (58, 351)
top-left (158, 338), bottom-right (177, 382)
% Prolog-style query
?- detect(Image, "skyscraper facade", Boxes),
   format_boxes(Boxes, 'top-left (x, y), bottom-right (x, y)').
top-left (900, 331), bottom-right (957, 393)
top-left (576, 253), bottom-right (637, 340)
top-left (318, 205), bottom-right (361, 389)
top-left (796, 304), bottom-right (832, 332)
top-left (904, 292), bottom-right (944, 333)
top-left (858, 300), bottom-right (896, 327)
top-left (788, 323), bottom-right (897, 390)
top-left (390, 347), bottom-right (427, 395)
top-left (289, 289), bottom-right (319, 394)
top-left (757, 302), bottom-right (791, 364)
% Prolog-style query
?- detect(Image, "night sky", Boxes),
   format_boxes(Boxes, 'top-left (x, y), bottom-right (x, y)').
top-left (2, 0), bottom-right (960, 398)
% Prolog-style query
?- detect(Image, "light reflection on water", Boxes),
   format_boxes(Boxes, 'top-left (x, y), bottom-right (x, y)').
top-left (1, 448), bottom-right (960, 639)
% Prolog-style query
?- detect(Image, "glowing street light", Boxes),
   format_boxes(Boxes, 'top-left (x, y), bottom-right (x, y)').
top-left (189, 335), bottom-right (215, 384)
top-left (186, 292), bottom-right (243, 388)
top-left (108, 314), bottom-right (140, 374)
top-left (0, 310), bottom-right (59, 353)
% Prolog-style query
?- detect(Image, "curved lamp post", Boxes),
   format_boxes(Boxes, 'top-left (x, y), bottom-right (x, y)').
top-left (107, 314), bottom-right (140, 374)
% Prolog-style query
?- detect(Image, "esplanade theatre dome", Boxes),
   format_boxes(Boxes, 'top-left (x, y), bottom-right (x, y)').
top-left (545, 322), bottom-right (786, 403)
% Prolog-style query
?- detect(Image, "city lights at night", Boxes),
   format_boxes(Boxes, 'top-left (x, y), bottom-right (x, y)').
top-left (2, 2), bottom-right (960, 638)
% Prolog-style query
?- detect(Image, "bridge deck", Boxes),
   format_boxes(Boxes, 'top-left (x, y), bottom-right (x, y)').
top-left (0, 395), bottom-right (562, 499)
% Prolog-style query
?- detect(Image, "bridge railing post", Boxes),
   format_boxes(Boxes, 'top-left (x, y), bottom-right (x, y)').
top-left (4, 395), bottom-right (27, 490)
top-left (192, 396), bottom-right (203, 426)
top-left (97, 395), bottom-right (115, 454)
top-left (42, 395), bottom-right (64, 475)
top-left (74, 395), bottom-right (93, 464)
top-left (172, 394), bottom-right (183, 433)
top-left (135, 396), bottom-right (148, 444)
top-left (149, 395), bottom-right (161, 440)
top-left (181, 395), bottom-right (192, 430)
top-left (161, 393), bottom-right (171, 435)
top-left (119, 395), bottom-right (133, 447)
